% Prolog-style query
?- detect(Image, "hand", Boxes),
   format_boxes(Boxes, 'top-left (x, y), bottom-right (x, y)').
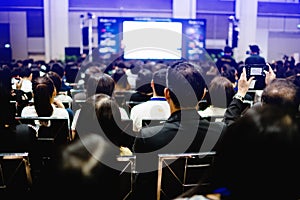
top-left (53, 98), bottom-right (65, 108)
top-left (120, 146), bottom-right (133, 156)
top-left (264, 63), bottom-right (276, 85)
top-left (16, 77), bottom-right (23, 90)
top-left (237, 67), bottom-right (255, 97)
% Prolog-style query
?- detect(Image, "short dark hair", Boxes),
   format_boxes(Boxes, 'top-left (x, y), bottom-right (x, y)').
top-left (224, 46), bottom-right (232, 54)
top-left (45, 71), bottom-right (62, 92)
top-left (167, 61), bottom-right (206, 108)
top-left (208, 76), bottom-right (235, 108)
top-left (249, 45), bottom-right (260, 53)
top-left (152, 68), bottom-right (167, 96)
top-left (135, 68), bottom-right (153, 93)
top-left (261, 78), bottom-right (300, 114)
top-left (50, 63), bottom-right (65, 78)
top-left (86, 73), bottom-right (115, 98)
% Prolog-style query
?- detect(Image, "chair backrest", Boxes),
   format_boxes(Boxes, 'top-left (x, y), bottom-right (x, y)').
top-left (157, 152), bottom-right (216, 200)
top-left (15, 117), bottom-right (71, 145)
top-left (15, 117), bottom-right (71, 176)
top-left (0, 152), bottom-right (32, 192)
top-left (117, 155), bottom-right (137, 200)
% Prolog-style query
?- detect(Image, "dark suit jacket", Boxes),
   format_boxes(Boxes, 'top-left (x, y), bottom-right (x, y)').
top-left (132, 109), bottom-right (226, 200)
top-left (245, 54), bottom-right (266, 65)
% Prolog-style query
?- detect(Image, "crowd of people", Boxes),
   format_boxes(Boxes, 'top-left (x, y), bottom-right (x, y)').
top-left (1, 44), bottom-right (300, 199)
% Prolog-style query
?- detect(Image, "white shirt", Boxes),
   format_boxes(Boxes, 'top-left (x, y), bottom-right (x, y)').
top-left (12, 79), bottom-right (32, 93)
top-left (21, 104), bottom-right (70, 127)
top-left (198, 106), bottom-right (225, 122)
top-left (130, 97), bottom-right (170, 132)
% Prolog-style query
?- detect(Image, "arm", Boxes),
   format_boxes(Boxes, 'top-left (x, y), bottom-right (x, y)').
top-left (224, 67), bottom-right (254, 126)
top-left (264, 63), bottom-right (276, 85)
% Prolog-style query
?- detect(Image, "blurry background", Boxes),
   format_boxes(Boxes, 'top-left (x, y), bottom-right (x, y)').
top-left (0, 0), bottom-right (299, 63)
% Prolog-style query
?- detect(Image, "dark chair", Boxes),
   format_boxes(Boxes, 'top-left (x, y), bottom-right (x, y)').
top-left (0, 152), bottom-right (32, 193)
top-left (157, 152), bottom-right (216, 200)
top-left (15, 117), bottom-right (71, 145)
top-left (15, 117), bottom-right (71, 185)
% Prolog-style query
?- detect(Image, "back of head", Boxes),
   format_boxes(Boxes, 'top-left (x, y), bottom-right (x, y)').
top-left (224, 46), bottom-right (232, 55)
top-left (48, 133), bottom-right (120, 197)
top-left (135, 68), bottom-right (153, 93)
top-left (152, 68), bottom-right (167, 96)
top-left (215, 105), bottom-right (300, 199)
top-left (76, 94), bottom-right (122, 146)
top-left (86, 73), bottom-right (115, 98)
top-left (19, 67), bottom-right (32, 78)
top-left (167, 61), bottom-right (206, 108)
top-left (65, 62), bottom-right (79, 83)
top-left (50, 62), bottom-right (65, 78)
top-left (261, 78), bottom-right (300, 114)
top-left (111, 68), bottom-right (129, 89)
top-left (249, 45), bottom-right (260, 55)
top-left (208, 76), bottom-right (235, 108)
top-left (45, 71), bottom-right (62, 92)
top-left (32, 76), bottom-right (55, 117)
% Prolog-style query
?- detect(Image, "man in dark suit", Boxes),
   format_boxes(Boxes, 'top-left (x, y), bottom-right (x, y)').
top-left (216, 46), bottom-right (238, 72)
top-left (244, 44), bottom-right (267, 90)
top-left (132, 61), bottom-right (226, 200)
top-left (245, 45), bottom-right (266, 65)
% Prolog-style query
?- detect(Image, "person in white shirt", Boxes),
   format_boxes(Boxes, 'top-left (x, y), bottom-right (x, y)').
top-left (130, 68), bottom-right (170, 132)
top-left (21, 76), bottom-right (70, 127)
top-left (13, 67), bottom-right (32, 93)
top-left (198, 76), bottom-right (235, 121)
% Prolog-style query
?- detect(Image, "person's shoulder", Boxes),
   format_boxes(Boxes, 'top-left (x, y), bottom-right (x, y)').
top-left (140, 125), bottom-right (164, 138)
top-left (21, 105), bottom-right (36, 116)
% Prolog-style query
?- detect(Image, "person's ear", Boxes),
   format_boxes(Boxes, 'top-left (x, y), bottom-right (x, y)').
top-left (53, 87), bottom-right (57, 97)
top-left (164, 88), bottom-right (170, 100)
top-left (29, 73), bottom-right (33, 81)
top-left (151, 79), bottom-right (154, 89)
top-left (201, 88), bottom-right (207, 100)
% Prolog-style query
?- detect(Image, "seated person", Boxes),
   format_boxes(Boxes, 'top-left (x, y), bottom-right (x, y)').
top-left (198, 76), bottom-right (235, 120)
top-left (130, 68), bottom-right (170, 132)
top-left (71, 73), bottom-right (129, 140)
top-left (21, 76), bottom-right (70, 127)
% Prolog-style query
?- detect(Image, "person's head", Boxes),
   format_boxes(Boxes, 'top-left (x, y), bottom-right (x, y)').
top-left (261, 78), bottom-right (300, 115)
top-left (208, 76), bottom-right (235, 108)
top-left (166, 61), bottom-right (206, 109)
top-left (152, 68), bottom-right (167, 97)
top-left (86, 73), bottom-right (115, 98)
top-left (249, 45), bottom-right (260, 55)
top-left (19, 67), bottom-right (32, 80)
top-left (32, 76), bottom-right (55, 117)
top-left (223, 46), bottom-right (232, 55)
top-left (52, 133), bottom-right (120, 197)
top-left (77, 93), bottom-right (122, 147)
top-left (213, 105), bottom-right (300, 199)
top-left (220, 64), bottom-right (237, 84)
top-left (50, 62), bottom-right (65, 78)
top-left (65, 62), bottom-right (79, 83)
top-left (135, 68), bottom-right (153, 94)
top-left (45, 71), bottom-right (62, 92)
top-left (111, 68), bottom-right (130, 90)
top-left (83, 66), bottom-right (103, 89)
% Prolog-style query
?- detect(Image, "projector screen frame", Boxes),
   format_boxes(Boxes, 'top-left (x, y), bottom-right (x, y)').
top-left (97, 16), bottom-right (206, 61)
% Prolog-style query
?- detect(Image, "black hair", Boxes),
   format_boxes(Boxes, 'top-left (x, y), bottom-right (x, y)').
top-left (32, 76), bottom-right (55, 117)
top-left (152, 68), bottom-right (167, 96)
top-left (167, 61), bottom-right (206, 108)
